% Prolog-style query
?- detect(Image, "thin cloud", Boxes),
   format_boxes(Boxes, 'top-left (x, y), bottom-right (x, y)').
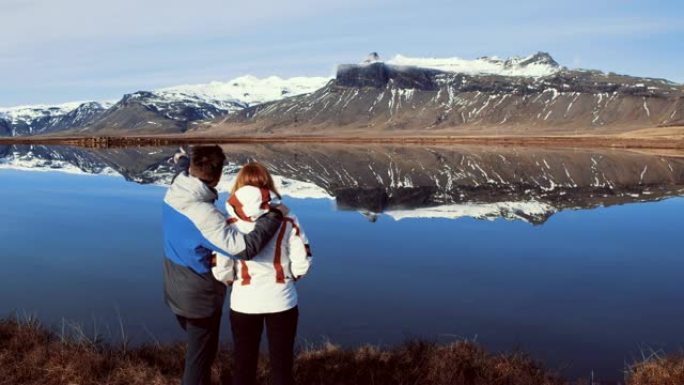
top-left (0, 0), bottom-right (38, 12)
top-left (0, 0), bottom-right (388, 50)
top-left (1, 0), bottom-right (682, 105)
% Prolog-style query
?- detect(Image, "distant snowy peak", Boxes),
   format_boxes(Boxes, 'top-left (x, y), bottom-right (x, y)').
top-left (1, 75), bottom-right (333, 136)
top-left (0, 101), bottom-right (92, 123)
top-left (0, 101), bottom-right (113, 135)
top-left (107, 75), bottom-right (331, 128)
top-left (116, 90), bottom-right (246, 123)
top-left (385, 51), bottom-right (562, 77)
top-left (158, 75), bottom-right (332, 107)
top-left (1, 74), bottom-right (332, 125)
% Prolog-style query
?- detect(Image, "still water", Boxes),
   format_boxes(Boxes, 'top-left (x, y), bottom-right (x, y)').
top-left (1, 144), bottom-right (683, 380)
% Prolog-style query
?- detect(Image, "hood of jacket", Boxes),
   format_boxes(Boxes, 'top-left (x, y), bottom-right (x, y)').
top-left (226, 185), bottom-right (280, 222)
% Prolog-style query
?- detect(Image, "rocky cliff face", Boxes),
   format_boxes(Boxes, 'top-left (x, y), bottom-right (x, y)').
top-left (3, 144), bottom-right (682, 224)
top-left (214, 53), bottom-right (684, 135)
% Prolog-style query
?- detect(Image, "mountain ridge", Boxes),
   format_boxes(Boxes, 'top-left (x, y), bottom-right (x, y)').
top-left (2, 52), bottom-right (683, 137)
top-left (0, 75), bottom-right (331, 136)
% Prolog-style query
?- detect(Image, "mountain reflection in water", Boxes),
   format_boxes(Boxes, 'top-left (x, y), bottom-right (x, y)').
top-left (1, 144), bottom-right (682, 224)
top-left (2, 143), bottom-right (684, 382)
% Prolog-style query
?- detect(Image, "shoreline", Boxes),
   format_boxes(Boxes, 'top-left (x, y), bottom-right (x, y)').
top-left (2, 317), bottom-right (680, 385)
top-left (1, 133), bottom-right (684, 150)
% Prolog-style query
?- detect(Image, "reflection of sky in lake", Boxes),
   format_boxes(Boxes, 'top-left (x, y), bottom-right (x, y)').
top-left (1, 167), bottom-right (683, 381)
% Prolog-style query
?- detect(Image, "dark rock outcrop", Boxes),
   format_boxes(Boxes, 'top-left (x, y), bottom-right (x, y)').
top-left (336, 63), bottom-right (441, 91)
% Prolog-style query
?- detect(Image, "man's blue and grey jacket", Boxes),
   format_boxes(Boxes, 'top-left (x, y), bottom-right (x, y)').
top-left (162, 167), bottom-right (283, 319)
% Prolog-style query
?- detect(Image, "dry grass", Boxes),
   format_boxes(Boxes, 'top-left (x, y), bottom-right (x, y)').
top-left (0, 318), bottom-right (681, 385)
top-left (626, 354), bottom-right (684, 385)
top-left (292, 339), bottom-right (566, 385)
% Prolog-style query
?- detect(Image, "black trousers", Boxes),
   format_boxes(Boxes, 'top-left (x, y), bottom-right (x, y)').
top-left (230, 306), bottom-right (299, 385)
top-left (176, 312), bottom-right (222, 385)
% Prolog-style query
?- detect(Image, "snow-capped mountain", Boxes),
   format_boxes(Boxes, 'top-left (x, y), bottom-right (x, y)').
top-left (1, 75), bottom-right (330, 136)
top-left (3, 51), bottom-right (684, 137)
top-left (0, 101), bottom-right (111, 136)
top-left (159, 75), bottom-right (331, 107)
top-left (78, 91), bottom-right (246, 134)
top-left (82, 75), bottom-right (332, 134)
top-left (1, 144), bottom-right (683, 224)
top-left (215, 52), bottom-right (684, 135)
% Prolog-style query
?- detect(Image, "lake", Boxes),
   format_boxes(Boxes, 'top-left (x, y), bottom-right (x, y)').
top-left (1, 143), bottom-right (683, 381)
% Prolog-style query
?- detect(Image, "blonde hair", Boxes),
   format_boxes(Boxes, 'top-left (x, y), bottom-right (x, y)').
top-left (231, 162), bottom-right (282, 199)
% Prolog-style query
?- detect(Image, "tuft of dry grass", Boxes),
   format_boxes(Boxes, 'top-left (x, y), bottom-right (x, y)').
top-left (0, 317), bottom-right (182, 385)
top-left (294, 339), bottom-right (567, 385)
top-left (0, 317), bottom-right (681, 385)
top-left (626, 354), bottom-right (684, 385)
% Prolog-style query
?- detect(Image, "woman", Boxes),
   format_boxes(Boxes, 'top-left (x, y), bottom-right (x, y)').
top-left (212, 162), bottom-right (312, 385)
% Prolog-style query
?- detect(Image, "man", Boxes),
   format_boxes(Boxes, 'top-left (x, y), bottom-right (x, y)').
top-left (162, 145), bottom-right (287, 385)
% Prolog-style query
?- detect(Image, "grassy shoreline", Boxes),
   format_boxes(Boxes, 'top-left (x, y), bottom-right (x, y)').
top-left (1, 318), bottom-right (681, 385)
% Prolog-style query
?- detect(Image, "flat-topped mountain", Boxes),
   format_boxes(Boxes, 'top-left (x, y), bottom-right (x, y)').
top-left (208, 52), bottom-right (684, 135)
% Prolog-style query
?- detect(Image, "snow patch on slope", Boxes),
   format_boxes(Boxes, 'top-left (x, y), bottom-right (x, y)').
top-left (0, 101), bottom-right (115, 135)
top-left (386, 52), bottom-right (561, 77)
top-left (0, 102), bottom-right (89, 123)
top-left (384, 201), bottom-right (555, 222)
top-left (158, 75), bottom-right (331, 107)
top-left (0, 155), bottom-right (119, 177)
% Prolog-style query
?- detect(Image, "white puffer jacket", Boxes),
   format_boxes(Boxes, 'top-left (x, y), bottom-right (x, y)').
top-left (212, 185), bottom-right (312, 314)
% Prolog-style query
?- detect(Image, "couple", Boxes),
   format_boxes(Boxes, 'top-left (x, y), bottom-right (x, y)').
top-left (162, 145), bottom-right (312, 385)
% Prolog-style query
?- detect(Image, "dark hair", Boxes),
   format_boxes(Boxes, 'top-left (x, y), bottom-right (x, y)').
top-left (190, 145), bottom-right (226, 184)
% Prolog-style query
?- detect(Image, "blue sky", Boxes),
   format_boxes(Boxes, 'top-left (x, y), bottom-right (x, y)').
top-left (1, 0), bottom-right (683, 106)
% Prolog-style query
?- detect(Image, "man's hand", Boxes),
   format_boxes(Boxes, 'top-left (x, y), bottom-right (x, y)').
top-left (172, 146), bottom-right (188, 164)
top-left (272, 204), bottom-right (290, 217)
